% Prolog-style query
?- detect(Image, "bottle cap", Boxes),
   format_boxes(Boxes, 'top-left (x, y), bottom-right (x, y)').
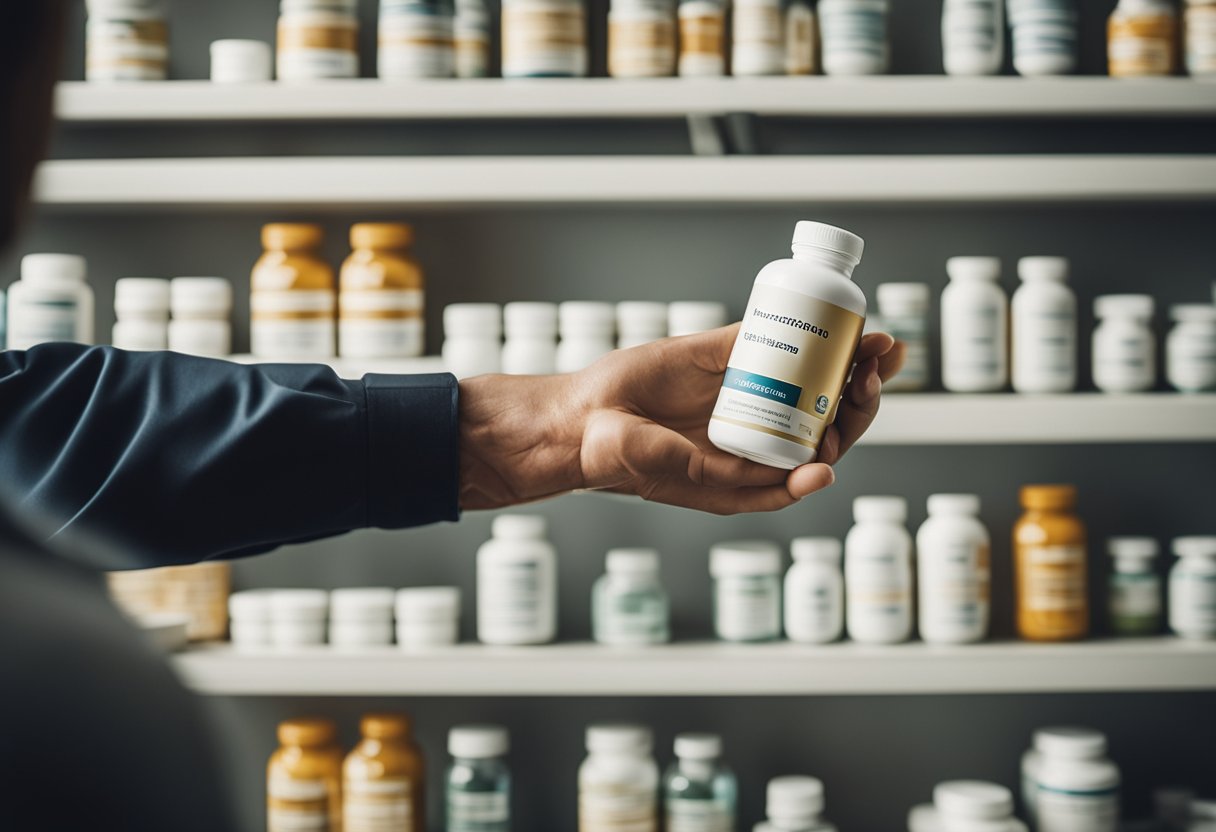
top-left (1094, 294), bottom-right (1153, 321)
top-left (1107, 536), bottom-right (1158, 560)
top-left (330, 587), bottom-right (396, 620)
top-left (268, 589), bottom-right (329, 620)
top-left (927, 493), bottom-right (981, 517)
top-left (673, 732), bottom-right (722, 760)
top-left (1173, 536), bottom-right (1216, 558)
top-left (876, 282), bottom-right (931, 313)
top-left (790, 537), bottom-right (842, 564)
top-left (361, 713), bottom-right (412, 739)
top-left (262, 223), bottom-right (323, 251)
top-left (559, 301), bottom-right (616, 336)
top-left (791, 221), bottom-right (865, 263)
top-left (616, 302), bottom-right (668, 336)
top-left (228, 589), bottom-right (275, 621)
top-left (449, 724), bottom-right (510, 758)
top-left (933, 781), bottom-right (1013, 820)
top-left (766, 776), bottom-right (824, 820)
top-left (946, 256), bottom-right (1001, 282)
top-left (351, 222), bottom-right (414, 250)
top-left (1170, 304), bottom-right (1216, 324)
top-left (709, 541), bottom-right (782, 577)
top-left (504, 302), bottom-right (558, 336)
top-left (281, 0), bottom-right (359, 11)
top-left (171, 277), bottom-right (233, 315)
top-left (491, 514), bottom-right (547, 541)
top-left (444, 303), bottom-right (502, 338)
top-left (209, 39), bottom-right (273, 82)
top-left (278, 717), bottom-right (337, 747)
top-left (21, 253), bottom-right (87, 284)
top-left (606, 548), bottom-right (661, 574)
top-left (395, 586), bottom-right (462, 619)
top-left (668, 301), bottom-right (728, 337)
top-left (1033, 726), bottom-right (1107, 759)
top-left (114, 278), bottom-right (172, 316)
top-left (586, 723), bottom-right (652, 754)
top-left (853, 496), bottom-right (908, 523)
top-left (1019, 484), bottom-right (1077, 511)
top-left (1018, 256), bottom-right (1070, 282)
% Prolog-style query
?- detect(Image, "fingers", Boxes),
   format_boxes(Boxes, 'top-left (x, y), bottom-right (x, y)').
top-left (668, 322), bottom-right (741, 375)
top-left (875, 337), bottom-right (907, 382)
top-left (820, 356), bottom-right (883, 465)
top-left (854, 331), bottom-right (896, 364)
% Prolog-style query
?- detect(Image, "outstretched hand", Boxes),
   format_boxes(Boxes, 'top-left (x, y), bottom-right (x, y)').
top-left (459, 324), bottom-right (905, 515)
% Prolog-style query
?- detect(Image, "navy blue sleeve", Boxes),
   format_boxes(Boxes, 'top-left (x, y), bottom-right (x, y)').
top-left (0, 344), bottom-right (460, 570)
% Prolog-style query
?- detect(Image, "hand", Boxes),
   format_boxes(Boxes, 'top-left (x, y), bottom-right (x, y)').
top-left (459, 324), bottom-right (905, 515)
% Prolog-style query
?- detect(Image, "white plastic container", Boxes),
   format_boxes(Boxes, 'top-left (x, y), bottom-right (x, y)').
top-left (276, 0), bottom-right (360, 80)
top-left (169, 277), bottom-right (233, 357)
top-left (942, 0), bottom-right (1004, 75)
top-left (579, 724), bottom-right (659, 832)
top-left (732, 0), bottom-right (785, 75)
top-left (1030, 728), bottom-right (1120, 832)
top-left (708, 222), bottom-right (867, 469)
top-left (1169, 536), bottom-right (1216, 639)
top-left (455, 0), bottom-right (492, 77)
top-left (1010, 0), bottom-right (1079, 76)
top-left (379, 0), bottom-right (457, 78)
top-left (678, 0), bottom-right (727, 76)
top-left (228, 590), bottom-right (275, 649)
top-left (443, 303), bottom-right (503, 378)
top-left (592, 548), bottom-right (671, 646)
top-left (85, 0), bottom-right (169, 82)
top-left (112, 277), bottom-right (171, 351)
top-left (268, 589), bottom-right (329, 647)
top-left (710, 541), bottom-right (782, 642)
top-left (1166, 305), bottom-right (1216, 392)
top-left (502, 302), bottom-right (559, 375)
top-left (783, 537), bottom-right (844, 644)
top-left (396, 587), bottom-right (462, 648)
top-left (1092, 294), bottom-right (1156, 393)
top-left (845, 496), bottom-right (913, 644)
top-left (210, 39), bottom-right (274, 82)
top-left (785, 0), bottom-right (817, 74)
top-left (668, 301), bottom-right (728, 337)
top-left (1012, 256), bottom-right (1077, 393)
top-left (942, 256), bottom-right (1008, 393)
top-left (609, 0), bottom-right (677, 77)
top-left (916, 494), bottom-right (991, 645)
top-left (755, 776), bottom-right (837, 832)
top-left (1107, 536), bottom-right (1161, 636)
top-left (477, 515), bottom-right (558, 645)
top-left (556, 301), bottom-right (616, 372)
top-left (928, 781), bottom-right (1027, 832)
top-left (328, 587), bottom-right (395, 648)
top-left (818, 0), bottom-right (890, 76)
top-left (6, 254), bottom-right (95, 351)
top-left (501, 0), bottom-right (589, 77)
top-left (876, 282), bottom-right (931, 392)
top-left (617, 301), bottom-right (669, 349)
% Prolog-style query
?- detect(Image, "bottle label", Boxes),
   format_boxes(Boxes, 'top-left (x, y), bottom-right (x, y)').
top-left (1015, 308), bottom-right (1076, 388)
top-left (268, 775), bottom-right (332, 832)
top-left (666, 797), bottom-right (733, 832)
top-left (608, 13), bottom-right (676, 77)
top-left (921, 540), bottom-right (990, 635)
top-left (8, 295), bottom-right (82, 350)
top-left (344, 778), bottom-right (414, 832)
top-left (1110, 573), bottom-right (1160, 618)
top-left (379, 12), bottom-right (457, 77)
top-left (598, 591), bottom-right (669, 644)
top-left (448, 790), bottom-right (510, 831)
top-left (580, 782), bottom-right (657, 831)
top-left (943, 299), bottom-right (1004, 387)
top-left (679, 11), bottom-right (724, 59)
top-left (715, 576), bottom-right (780, 641)
top-left (881, 313), bottom-right (929, 391)
top-left (252, 290), bottom-right (337, 358)
top-left (712, 284), bottom-right (864, 454)
top-left (1024, 545), bottom-right (1086, 612)
top-left (479, 560), bottom-right (549, 638)
top-left (847, 553), bottom-right (911, 619)
top-left (785, 582), bottom-right (840, 641)
top-left (1035, 784), bottom-right (1118, 832)
top-left (1170, 571), bottom-right (1216, 633)
top-left (339, 288), bottom-right (425, 357)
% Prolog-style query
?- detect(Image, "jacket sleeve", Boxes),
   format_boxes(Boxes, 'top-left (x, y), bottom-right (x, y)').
top-left (0, 344), bottom-right (460, 570)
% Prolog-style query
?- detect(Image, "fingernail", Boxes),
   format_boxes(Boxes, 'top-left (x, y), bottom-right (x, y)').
top-left (824, 465), bottom-right (836, 487)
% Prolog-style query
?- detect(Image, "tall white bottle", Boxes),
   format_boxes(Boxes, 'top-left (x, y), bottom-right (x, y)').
top-left (916, 494), bottom-right (991, 644)
top-left (942, 256), bottom-right (1008, 392)
top-left (845, 496), bottom-right (913, 644)
top-left (1012, 256), bottom-right (1077, 393)
top-left (476, 515), bottom-right (558, 645)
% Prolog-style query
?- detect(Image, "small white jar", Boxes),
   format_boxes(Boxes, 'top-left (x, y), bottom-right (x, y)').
top-left (1022, 726), bottom-right (1107, 826)
top-left (1107, 536), bottom-right (1161, 636)
top-left (579, 724), bottom-right (659, 831)
top-left (276, 0), bottom-right (360, 81)
top-left (710, 541), bottom-right (782, 642)
top-left (916, 493), bottom-right (991, 645)
top-left (754, 776), bottom-right (837, 832)
top-left (379, 0), bottom-right (457, 79)
top-left (783, 537), bottom-right (844, 644)
top-left (477, 515), bottom-right (558, 645)
top-left (1031, 727), bottom-right (1120, 832)
top-left (942, 256), bottom-right (1008, 393)
top-left (556, 301), bottom-right (616, 372)
top-left (942, 0), bottom-right (1004, 75)
top-left (396, 587), bottom-right (462, 649)
top-left (1012, 256), bottom-right (1077, 394)
top-left (668, 301), bottom-right (727, 337)
top-left (455, 0), bottom-right (491, 77)
top-left (1092, 294), bottom-right (1156, 393)
top-left (933, 781), bottom-right (1027, 832)
top-left (228, 590), bottom-right (275, 649)
top-left (6, 254), bottom-right (95, 351)
top-left (845, 496), bottom-right (913, 645)
top-left (268, 589), bottom-right (329, 647)
top-left (617, 301), bottom-right (668, 349)
top-left (1166, 304), bottom-right (1216, 392)
top-left (329, 587), bottom-right (395, 648)
top-left (732, 0), bottom-right (785, 75)
top-left (818, 0), bottom-right (890, 76)
top-left (876, 282), bottom-right (931, 392)
top-left (502, 302), bottom-right (558, 375)
top-left (1170, 536), bottom-right (1216, 640)
top-left (678, 0), bottom-right (727, 77)
top-left (443, 303), bottom-right (503, 379)
top-left (210, 39), bottom-right (274, 82)
top-left (169, 277), bottom-right (233, 357)
top-left (112, 277), bottom-right (171, 351)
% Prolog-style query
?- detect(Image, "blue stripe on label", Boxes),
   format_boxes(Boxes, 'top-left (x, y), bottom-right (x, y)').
top-left (723, 368), bottom-right (802, 406)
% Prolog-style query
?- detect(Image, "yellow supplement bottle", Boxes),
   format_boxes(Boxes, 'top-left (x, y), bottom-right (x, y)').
top-left (344, 713), bottom-right (426, 832)
top-left (252, 223), bottom-right (337, 360)
top-left (1108, 0), bottom-right (1179, 77)
top-left (339, 223), bottom-right (425, 359)
top-left (1014, 485), bottom-right (1089, 642)
top-left (268, 718), bottom-right (344, 832)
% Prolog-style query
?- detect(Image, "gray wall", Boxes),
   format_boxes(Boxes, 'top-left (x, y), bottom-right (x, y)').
top-left (9, 0), bottom-right (1216, 830)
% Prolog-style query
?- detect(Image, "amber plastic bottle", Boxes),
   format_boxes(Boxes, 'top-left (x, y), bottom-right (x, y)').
top-left (344, 713), bottom-right (426, 832)
top-left (251, 223), bottom-right (337, 359)
top-left (267, 718), bottom-right (344, 832)
top-left (1014, 485), bottom-right (1089, 642)
top-left (339, 223), bottom-right (425, 359)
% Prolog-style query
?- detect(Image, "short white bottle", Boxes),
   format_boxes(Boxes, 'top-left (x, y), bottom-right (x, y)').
top-left (210, 39), bottom-right (274, 83)
top-left (1021, 726), bottom-right (1107, 826)
top-left (875, 282), bottom-right (931, 392)
top-left (328, 587), bottom-right (395, 648)
top-left (668, 301), bottom-right (728, 337)
top-left (783, 537), bottom-right (844, 644)
top-left (1012, 256), bottom-right (1077, 394)
top-left (931, 781), bottom-right (1027, 832)
top-left (942, 256), bottom-right (1008, 393)
top-left (6, 254), bottom-right (95, 351)
top-left (443, 303), bottom-right (502, 379)
top-left (617, 301), bottom-right (668, 349)
top-left (710, 541), bottom-right (783, 643)
top-left (942, 0), bottom-right (1004, 75)
top-left (476, 515), bottom-right (558, 645)
top-left (169, 277), bottom-right (233, 357)
top-left (556, 301), bottom-right (616, 372)
top-left (1107, 536), bottom-right (1161, 637)
top-left (845, 496), bottom-right (913, 644)
top-left (916, 494), bottom-right (991, 645)
top-left (1092, 294), bottom-right (1156, 393)
top-left (502, 302), bottom-right (558, 375)
top-left (1169, 536), bottom-right (1216, 640)
top-left (732, 0), bottom-right (785, 76)
top-left (1166, 304), bottom-right (1216, 393)
top-left (1028, 728), bottom-right (1120, 832)
top-left (112, 277), bottom-right (171, 351)
top-left (579, 724), bottom-right (659, 832)
top-left (818, 0), bottom-right (890, 75)
top-left (755, 776), bottom-right (837, 832)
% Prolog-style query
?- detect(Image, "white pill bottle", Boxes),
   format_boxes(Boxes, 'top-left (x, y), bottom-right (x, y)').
top-left (709, 222), bottom-right (867, 470)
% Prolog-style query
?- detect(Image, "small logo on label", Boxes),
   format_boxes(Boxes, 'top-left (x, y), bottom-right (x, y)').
top-left (815, 395), bottom-right (829, 414)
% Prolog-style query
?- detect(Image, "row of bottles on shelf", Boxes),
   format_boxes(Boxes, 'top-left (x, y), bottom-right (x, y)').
top-left (107, 490), bottom-right (1216, 650)
top-left (84, 0), bottom-right (1216, 83)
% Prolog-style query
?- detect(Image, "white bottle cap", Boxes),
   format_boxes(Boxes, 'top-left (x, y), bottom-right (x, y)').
top-left (946, 256), bottom-right (1002, 282)
top-left (491, 514), bottom-right (547, 541)
top-left (395, 586), bottom-right (461, 619)
top-left (673, 732), bottom-right (722, 760)
top-left (282, 0), bottom-right (358, 10)
top-left (586, 723), bottom-right (652, 754)
top-left (927, 493), bottom-right (981, 517)
top-left (228, 589), bottom-right (275, 621)
top-left (1033, 726), bottom-right (1108, 759)
top-left (1107, 536), bottom-right (1158, 559)
top-left (171, 277), bottom-right (233, 316)
top-left (269, 589), bottom-right (330, 621)
top-left (934, 781), bottom-right (1014, 820)
top-left (710, 541), bottom-right (782, 577)
top-left (449, 724), bottom-right (509, 759)
top-left (1018, 256), bottom-right (1070, 282)
top-left (790, 537), bottom-right (842, 564)
top-left (559, 301), bottom-right (616, 337)
top-left (668, 301), bottom-right (728, 337)
top-left (1173, 536), bottom-right (1216, 558)
top-left (1094, 294), bottom-right (1154, 321)
top-left (617, 301), bottom-right (668, 336)
top-left (22, 253), bottom-right (87, 284)
top-left (445, 303), bottom-right (502, 339)
top-left (1170, 304), bottom-right (1216, 324)
top-left (210, 39), bottom-right (273, 83)
top-left (114, 278), bottom-right (171, 317)
top-left (791, 221), bottom-right (865, 263)
top-left (606, 548), bottom-right (660, 574)
top-left (853, 495), bottom-right (908, 523)
top-left (330, 587), bottom-right (396, 620)
top-left (766, 776), bottom-right (825, 821)
top-left (504, 302), bottom-right (558, 337)
top-left (876, 282), bottom-right (930, 313)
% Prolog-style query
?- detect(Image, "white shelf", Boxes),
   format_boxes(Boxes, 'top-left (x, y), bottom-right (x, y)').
top-left (172, 638), bottom-right (1216, 696)
top-left (55, 78), bottom-right (1216, 122)
top-left (33, 155), bottom-right (1216, 208)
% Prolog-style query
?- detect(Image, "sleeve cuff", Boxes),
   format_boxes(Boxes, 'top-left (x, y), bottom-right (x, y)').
top-left (362, 372), bottom-right (460, 529)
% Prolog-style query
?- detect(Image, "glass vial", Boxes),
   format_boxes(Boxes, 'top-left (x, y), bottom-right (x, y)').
top-left (1012, 256), bottom-right (1077, 394)
top-left (845, 496), bottom-right (913, 645)
top-left (344, 714), bottom-right (426, 832)
top-left (251, 223), bottom-right (336, 360)
top-left (664, 733), bottom-right (738, 832)
top-left (710, 541), bottom-right (783, 643)
top-left (1014, 485), bottom-right (1088, 642)
top-left (783, 537), bottom-right (844, 644)
top-left (916, 494), bottom-right (991, 645)
top-left (942, 256), bottom-right (1008, 393)
top-left (268, 718), bottom-right (343, 832)
top-left (1107, 537), bottom-right (1161, 636)
top-left (476, 514), bottom-right (558, 645)
top-left (580, 724), bottom-right (659, 832)
top-left (339, 222), bottom-right (425, 359)
top-left (1092, 294), bottom-right (1156, 393)
top-left (447, 725), bottom-right (511, 832)
top-left (379, 0), bottom-right (457, 79)
top-left (592, 548), bottom-right (672, 646)
top-left (502, 0), bottom-right (589, 77)
top-left (875, 282), bottom-right (931, 392)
